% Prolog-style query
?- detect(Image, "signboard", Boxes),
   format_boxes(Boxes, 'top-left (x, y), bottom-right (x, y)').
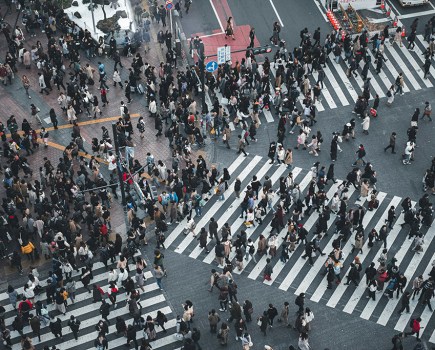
top-left (206, 61), bottom-right (218, 72)
top-left (165, 0), bottom-right (173, 10)
top-left (335, 0), bottom-right (377, 10)
top-left (217, 45), bottom-right (231, 64)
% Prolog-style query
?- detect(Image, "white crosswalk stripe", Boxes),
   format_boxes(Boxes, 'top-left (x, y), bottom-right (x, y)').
top-left (258, 42), bottom-right (433, 114)
top-left (161, 155), bottom-right (435, 340)
top-left (0, 258), bottom-right (181, 350)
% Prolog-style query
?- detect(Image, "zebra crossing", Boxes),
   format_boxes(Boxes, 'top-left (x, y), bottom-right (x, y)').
top-left (0, 256), bottom-right (182, 350)
top-left (164, 154), bottom-right (435, 342)
top-left (209, 34), bottom-right (434, 124)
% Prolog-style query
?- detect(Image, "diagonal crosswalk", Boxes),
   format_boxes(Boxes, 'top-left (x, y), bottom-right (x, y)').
top-left (0, 256), bottom-right (182, 350)
top-left (206, 37), bottom-right (433, 125)
top-left (163, 155), bottom-right (435, 342)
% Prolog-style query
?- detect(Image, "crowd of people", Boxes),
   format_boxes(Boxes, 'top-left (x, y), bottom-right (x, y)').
top-left (0, 0), bottom-right (435, 349)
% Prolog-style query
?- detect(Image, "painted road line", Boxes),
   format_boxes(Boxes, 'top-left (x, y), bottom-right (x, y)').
top-left (343, 196), bottom-right (402, 314)
top-left (290, 184), bottom-right (355, 294)
top-left (201, 160), bottom-right (275, 264)
top-left (268, 0), bottom-right (284, 27)
top-left (378, 223), bottom-right (435, 326)
top-left (356, 57), bottom-right (385, 98)
top-left (310, 194), bottom-right (375, 303)
top-left (225, 164), bottom-right (291, 264)
top-left (234, 167), bottom-right (306, 275)
top-left (221, 164), bottom-right (292, 264)
top-left (328, 53), bottom-right (358, 102)
top-left (164, 153), bottom-right (246, 247)
top-left (326, 192), bottom-right (388, 309)
top-left (359, 202), bottom-right (416, 320)
top-left (396, 44), bottom-right (432, 88)
top-left (209, 0), bottom-right (224, 32)
top-left (5, 113), bottom-right (141, 139)
top-left (414, 35), bottom-right (435, 77)
top-left (322, 62), bottom-right (350, 106)
top-left (394, 226), bottom-right (435, 333)
top-left (385, 44), bottom-right (421, 90)
top-left (248, 171), bottom-right (314, 282)
top-left (267, 181), bottom-right (343, 287)
top-left (174, 156), bottom-right (263, 254)
top-left (311, 70), bottom-right (337, 109)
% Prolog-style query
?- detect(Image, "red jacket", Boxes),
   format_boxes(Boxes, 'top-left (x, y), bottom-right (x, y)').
top-left (412, 319), bottom-right (421, 333)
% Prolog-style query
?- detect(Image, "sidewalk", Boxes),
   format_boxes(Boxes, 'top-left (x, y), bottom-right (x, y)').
top-left (0, 4), bottom-right (209, 284)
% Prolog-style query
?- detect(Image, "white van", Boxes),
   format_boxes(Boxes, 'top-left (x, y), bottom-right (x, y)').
top-left (397, 0), bottom-right (429, 6)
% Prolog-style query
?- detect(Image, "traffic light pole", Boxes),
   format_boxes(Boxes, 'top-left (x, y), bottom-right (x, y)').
top-left (199, 45), bottom-right (271, 113)
top-left (112, 122), bottom-right (129, 232)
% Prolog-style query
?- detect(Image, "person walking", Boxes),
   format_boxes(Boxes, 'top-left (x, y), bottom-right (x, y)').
top-left (257, 311), bottom-right (269, 336)
top-left (397, 291), bottom-right (411, 315)
top-left (405, 317), bottom-right (422, 339)
top-left (394, 73), bottom-right (405, 96)
top-left (208, 309), bottom-right (221, 333)
top-left (421, 101), bottom-right (432, 121)
top-left (68, 315), bottom-right (81, 340)
top-left (361, 113), bottom-right (370, 135)
top-left (49, 317), bottom-right (63, 340)
top-left (29, 314), bottom-right (41, 341)
top-left (384, 132), bottom-right (396, 153)
top-left (237, 135), bottom-right (248, 156)
top-left (38, 72), bottom-right (50, 95)
top-left (30, 104), bottom-right (42, 125)
top-left (22, 75), bottom-right (31, 99)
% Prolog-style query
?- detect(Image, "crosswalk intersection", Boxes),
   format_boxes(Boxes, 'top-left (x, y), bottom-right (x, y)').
top-left (0, 257), bottom-right (183, 350)
top-left (164, 154), bottom-right (435, 342)
top-left (209, 35), bottom-right (434, 124)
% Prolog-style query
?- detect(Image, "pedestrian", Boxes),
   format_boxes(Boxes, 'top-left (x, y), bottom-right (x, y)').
top-left (191, 327), bottom-right (202, 349)
top-left (38, 72), bottom-right (50, 95)
top-left (22, 75), bottom-right (31, 99)
top-left (298, 332), bottom-right (311, 350)
top-left (386, 85), bottom-right (395, 105)
top-left (361, 113), bottom-right (370, 134)
top-left (266, 304), bottom-right (278, 327)
top-left (68, 315), bottom-right (81, 340)
top-left (99, 299), bottom-right (111, 324)
top-left (37, 127), bottom-right (49, 148)
top-left (295, 293), bottom-right (305, 314)
top-left (240, 332), bottom-right (252, 349)
top-left (263, 258), bottom-right (273, 281)
top-left (94, 332), bottom-right (108, 350)
top-left (225, 17), bottom-right (235, 40)
top-left (257, 311), bottom-right (269, 336)
top-left (208, 309), bottom-right (220, 333)
top-left (29, 314), bottom-right (41, 341)
top-left (49, 317), bottom-right (63, 340)
top-left (218, 322), bottom-right (229, 345)
top-left (384, 132), bottom-right (396, 153)
top-left (237, 135), bottom-right (248, 156)
top-left (421, 101), bottom-right (432, 121)
top-left (153, 264), bottom-right (164, 290)
top-left (405, 317), bottom-right (422, 339)
top-left (394, 73), bottom-right (405, 95)
top-left (100, 88), bottom-right (109, 107)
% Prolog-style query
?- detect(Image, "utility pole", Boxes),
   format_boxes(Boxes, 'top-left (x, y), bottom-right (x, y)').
top-left (111, 123), bottom-right (129, 232)
top-left (90, 0), bottom-right (97, 34)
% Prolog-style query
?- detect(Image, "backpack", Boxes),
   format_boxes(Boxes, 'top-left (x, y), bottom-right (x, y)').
top-left (191, 221), bottom-right (196, 230)
top-left (249, 244), bottom-right (255, 255)
top-left (386, 90), bottom-right (392, 98)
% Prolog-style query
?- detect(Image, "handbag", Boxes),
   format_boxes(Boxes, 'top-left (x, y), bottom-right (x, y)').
top-left (210, 128), bottom-right (216, 135)
top-left (257, 319), bottom-right (262, 326)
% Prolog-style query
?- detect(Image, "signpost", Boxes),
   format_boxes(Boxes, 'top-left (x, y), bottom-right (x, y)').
top-left (166, 0), bottom-right (173, 41)
top-left (217, 45), bottom-right (231, 64)
top-left (206, 61), bottom-right (218, 72)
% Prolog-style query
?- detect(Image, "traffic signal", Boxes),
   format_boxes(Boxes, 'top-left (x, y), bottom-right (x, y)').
top-left (251, 46), bottom-right (272, 55)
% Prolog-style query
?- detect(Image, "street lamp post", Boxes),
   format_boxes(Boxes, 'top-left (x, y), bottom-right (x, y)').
top-left (112, 123), bottom-right (129, 232)
top-left (90, 0), bottom-right (97, 34)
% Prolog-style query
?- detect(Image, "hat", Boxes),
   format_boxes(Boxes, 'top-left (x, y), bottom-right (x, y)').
top-left (346, 123), bottom-right (351, 126)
